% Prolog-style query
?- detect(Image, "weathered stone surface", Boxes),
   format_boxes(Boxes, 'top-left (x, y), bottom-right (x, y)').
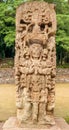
top-left (15, 1), bottom-right (57, 125)
top-left (2, 1), bottom-right (69, 130)
top-left (3, 117), bottom-right (69, 130)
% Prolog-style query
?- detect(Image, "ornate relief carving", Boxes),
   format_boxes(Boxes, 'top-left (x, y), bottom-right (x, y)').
top-left (15, 1), bottom-right (56, 125)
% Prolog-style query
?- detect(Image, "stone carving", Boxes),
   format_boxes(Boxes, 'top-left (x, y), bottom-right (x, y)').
top-left (15, 1), bottom-right (56, 126)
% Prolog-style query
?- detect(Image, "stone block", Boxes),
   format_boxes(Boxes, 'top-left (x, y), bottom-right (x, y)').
top-left (3, 117), bottom-right (69, 130)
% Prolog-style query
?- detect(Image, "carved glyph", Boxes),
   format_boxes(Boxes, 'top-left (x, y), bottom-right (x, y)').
top-left (15, 1), bottom-right (56, 125)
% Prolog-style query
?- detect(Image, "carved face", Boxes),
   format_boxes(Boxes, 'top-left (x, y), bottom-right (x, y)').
top-left (23, 50), bottom-right (30, 60)
top-left (30, 44), bottom-right (42, 59)
top-left (16, 2), bottom-right (56, 46)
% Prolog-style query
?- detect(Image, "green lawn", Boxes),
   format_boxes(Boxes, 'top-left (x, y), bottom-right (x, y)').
top-left (0, 83), bottom-right (69, 123)
top-left (0, 84), bottom-right (16, 121)
top-left (55, 83), bottom-right (69, 123)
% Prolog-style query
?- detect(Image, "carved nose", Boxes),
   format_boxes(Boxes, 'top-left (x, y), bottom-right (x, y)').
top-left (33, 24), bottom-right (40, 33)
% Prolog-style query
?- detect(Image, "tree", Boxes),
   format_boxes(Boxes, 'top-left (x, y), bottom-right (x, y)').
top-left (56, 14), bottom-right (69, 64)
top-left (0, 0), bottom-right (24, 58)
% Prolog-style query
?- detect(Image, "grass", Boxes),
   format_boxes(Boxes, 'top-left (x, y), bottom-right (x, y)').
top-left (55, 83), bottom-right (69, 123)
top-left (0, 84), bottom-right (16, 121)
top-left (57, 63), bottom-right (69, 68)
top-left (0, 83), bottom-right (69, 123)
top-left (0, 58), bottom-right (14, 68)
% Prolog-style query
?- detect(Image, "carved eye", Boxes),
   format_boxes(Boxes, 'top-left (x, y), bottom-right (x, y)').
top-left (48, 22), bottom-right (52, 27)
top-left (28, 24), bottom-right (34, 32)
top-left (20, 19), bottom-right (26, 24)
top-left (40, 23), bottom-right (45, 31)
top-left (20, 19), bottom-right (30, 25)
top-left (22, 26), bottom-right (26, 31)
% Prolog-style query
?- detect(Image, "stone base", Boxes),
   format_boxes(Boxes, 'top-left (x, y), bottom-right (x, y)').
top-left (3, 117), bottom-right (69, 130)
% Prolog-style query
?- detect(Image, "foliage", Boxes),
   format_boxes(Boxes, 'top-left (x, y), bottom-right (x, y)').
top-left (56, 14), bottom-right (69, 64)
top-left (45, 0), bottom-right (69, 65)
top-left (0, 0), bottom-right (23, 58)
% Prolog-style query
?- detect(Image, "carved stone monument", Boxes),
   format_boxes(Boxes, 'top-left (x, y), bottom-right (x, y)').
top-left (3, 1), bottom-right (69, 130)
top-left (15, 1), bottom-right (56, 125)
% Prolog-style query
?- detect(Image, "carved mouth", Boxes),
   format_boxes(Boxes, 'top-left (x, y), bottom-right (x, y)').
top-left (29, 39), bottom-right (43, 45)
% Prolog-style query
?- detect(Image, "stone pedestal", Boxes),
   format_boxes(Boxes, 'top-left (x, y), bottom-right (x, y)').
top-left (3, 117), bottom-right (69, 130)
